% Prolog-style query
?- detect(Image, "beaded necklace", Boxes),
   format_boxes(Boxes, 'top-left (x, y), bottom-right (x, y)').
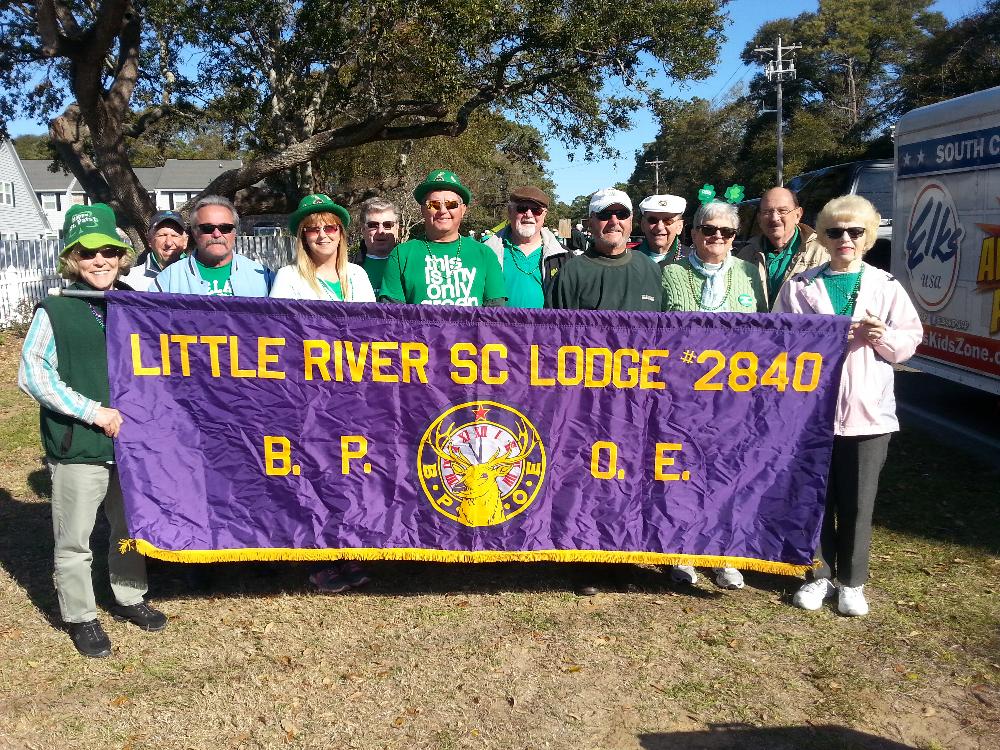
top-left (318, 277), bottom-right (343, 301)
top-left (424, 237), bottom-right (462, 259)
top-left (820, 262), bottom-right (865, 316)
top-left (686, 265), bottom-right (733, 311)
top-left (86, 302), bottom-right (106, 331)
top-left (506, 242), bottom-right (542, 280)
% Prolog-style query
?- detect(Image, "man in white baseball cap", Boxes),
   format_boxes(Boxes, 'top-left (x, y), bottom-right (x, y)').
top-left (636, 193), bottom-right (688, 268)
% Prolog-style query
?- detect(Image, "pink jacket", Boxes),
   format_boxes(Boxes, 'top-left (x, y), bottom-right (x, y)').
top-left (773, 263), bottom-right (923, 437)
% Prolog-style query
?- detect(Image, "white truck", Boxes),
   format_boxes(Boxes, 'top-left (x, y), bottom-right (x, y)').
top-left (893, 85), bottom-right (1000, 395)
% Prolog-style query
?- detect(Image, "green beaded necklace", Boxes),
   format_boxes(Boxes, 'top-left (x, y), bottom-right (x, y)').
top-left (686, 265), bottom-right (733, 311)
top-left (821, 263), bottom-right (865, 316)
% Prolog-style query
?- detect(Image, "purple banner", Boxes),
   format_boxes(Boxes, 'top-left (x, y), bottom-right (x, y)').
top-left (107, 293), bottom-right (850, 574)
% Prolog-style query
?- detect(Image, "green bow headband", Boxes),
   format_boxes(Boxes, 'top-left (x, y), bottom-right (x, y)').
top-left (697, 184), bottom-right (745, 205)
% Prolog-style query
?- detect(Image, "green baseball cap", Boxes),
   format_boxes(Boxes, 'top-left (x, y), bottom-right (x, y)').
top-left (413, 169), bottom-right (473, 207)
top-left (288, 194), bottom-right (351, 234)
top-left (61, 203), bottom-right (131, 256)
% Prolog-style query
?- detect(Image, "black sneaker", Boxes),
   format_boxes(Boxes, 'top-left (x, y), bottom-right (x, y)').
top-left (69, 619), bottom-right (112, 658)
top-left (112, 601), bottom-right (168, 632)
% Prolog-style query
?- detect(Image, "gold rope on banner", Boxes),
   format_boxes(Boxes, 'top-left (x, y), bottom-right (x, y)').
top-left (133, 540), bottom-right (816, 576)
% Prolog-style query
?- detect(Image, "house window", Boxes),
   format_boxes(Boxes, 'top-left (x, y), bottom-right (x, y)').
top-left (68, 193), bottom-right (86, 206)
top-left (0, 182), bottom-right (14, 206)
top-left (168, 192), bottom-right (198, 209)
top-left (0, 231), bottom-right (17, 243)
top-left (40, 193), bottom-right (60, 211)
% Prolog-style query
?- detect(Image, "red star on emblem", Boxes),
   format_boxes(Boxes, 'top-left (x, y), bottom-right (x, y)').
top-left (472, 405), bottom-right (490, 421)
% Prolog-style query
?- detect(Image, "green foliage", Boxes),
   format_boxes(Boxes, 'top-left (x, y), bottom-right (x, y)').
top-left (11, 134), bottom-right (54, 161)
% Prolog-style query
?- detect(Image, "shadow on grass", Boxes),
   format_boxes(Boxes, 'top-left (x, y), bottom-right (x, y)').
top-left (639, 723), bottom-right (916, 749)
top-left (875, 426), bottom-right (1000, 554)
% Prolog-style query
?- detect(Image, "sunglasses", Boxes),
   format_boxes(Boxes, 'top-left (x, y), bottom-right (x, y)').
top-left (513, 204), bottom-right (546, 216)
top-left (696, 224), bottom-right (738, 239)
top-left (76, 247), bottom-right (124, 260)
top-left (645, 215), bottom-right (680, 226)
top-left (425, 199), bottom-right (462, 211)
top-left (366, 220), bottom-right (397, 230)
top-left (195, 223), bottom-right (236, 235)
top-left (303, 224), bottom-right (341, 237)
top-left (595, 207), bottom-right (631, 221)
top-left (825, 227), bottom-right (866, 240)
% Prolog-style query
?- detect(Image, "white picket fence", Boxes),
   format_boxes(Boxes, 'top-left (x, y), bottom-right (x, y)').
top-left (0, 237), bottom-right (296, 327)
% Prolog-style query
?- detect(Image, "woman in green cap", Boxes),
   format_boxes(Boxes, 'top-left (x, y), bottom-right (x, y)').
top-left (18, 203), bottom-right (169, 658)
top-left (271, 194), bottom-right (375, 302)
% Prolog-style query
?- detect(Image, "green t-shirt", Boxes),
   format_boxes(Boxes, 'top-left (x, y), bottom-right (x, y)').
top-left (819, 267), bottom-right (863, 316)
top-left (502, 240), bottom-right (544, 309)
top-left (196, 258), bottom-right (234, 296)
top-left (380, 236), bottom-right (506, 306)
top-left (546, 248), bottom-right (662, 311)
top-left (763, 227), bottom-right (800, 305)
top-left (319, 278), bottom-right (343, 301)
top-left (362, 255), bottom-right (389, 296)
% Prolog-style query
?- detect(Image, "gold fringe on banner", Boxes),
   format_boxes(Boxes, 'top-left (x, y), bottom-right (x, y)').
top-left (132, 539), bottom-right (816, 576)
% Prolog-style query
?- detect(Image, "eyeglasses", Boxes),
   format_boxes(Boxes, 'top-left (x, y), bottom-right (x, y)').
top-left (645, 215), bottom-right (681, 226)
top-left (75, 247), bottom-right (124, 260)
top-left (761, 207), bottom-right (797, 217)
top-left (425, 199), bottom-right (462, 211)
top-left (195, 223), bottom-right (236, 235)
top-left (595, 207), bottom-right (631, 221)
top-left (513, 204), bottom-right (546, 216)
top-left (366, 220), bottom-right (397, 230)
top-left (824, 227), bottom-right (866, 240)
top-left (696, 224), bottom-right (738, 239)
top-left (303, 224), bottom-right (341, 237)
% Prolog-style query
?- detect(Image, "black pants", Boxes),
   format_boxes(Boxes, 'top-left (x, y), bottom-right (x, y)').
top-left (812, 433), bottom-right (891, 587)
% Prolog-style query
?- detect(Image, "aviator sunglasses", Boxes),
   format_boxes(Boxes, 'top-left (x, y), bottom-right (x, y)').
top-left (425, 199), bottom-right (462, 211)
top-left (825, 227), bottom-right (866, 240)
top-left (303, 224), bottom-right (341, 237)
top-left (195, 222), bottom-right (236, 235)
top-left (75, 247), bottom-right (124, 260)
top-left (595, 207), bottom-right (631, 221)
top-left (696, 224), bottom-right (738, 239)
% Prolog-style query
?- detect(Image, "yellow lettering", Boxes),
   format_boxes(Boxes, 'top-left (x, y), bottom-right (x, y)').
top-left (557, 345), bottom-right (584, 385)
top-left (370, 341), bottom-right (398, 383)
top-left (591, 440), bottom-right (619, 479)
top-left (482, 343), bottom-right (508, 385)
top-left (256, 337), bottom-right (285, 379)
top-left (611, 349), bottom-right (639, 388)
top-left (584, 347), bottom-right (612, 387)
top-left (992, 289), bottom-right (1000, 335)
top-left (199, 335), bottom-right (227, 377)
top-left (264, 436), bottom-right (292, 476)
top-left (170, 334), bottom-right (198, 376)
top-left (229, 336), bottom-right (256, 378)
top-left (344, 341), bottom-right (369, 381)
top-left (341, 435), bottom-right (369, 474)
top-left (400, 342), bottom-right (429, 384)
top-left (530, 345), bottom-right (555, 386)
top-left (654, 442), bottom-right (689, 481)
top-left (130, 334), bottom-right (161, 376)
top-left (159, 333), bottom-right (171, 376)
top-left (978, 237), bottom-right (996, 282)
top-left (639, 349), bottom-right (669, 390)
top-left (303, 340), bottom-right (331, 381)
top-left (451, 342), bottom-right (478, 385)
top-left (333, 340), bottom-right (345, 381)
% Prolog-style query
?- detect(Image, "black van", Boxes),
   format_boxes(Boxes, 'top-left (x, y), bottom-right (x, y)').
top-left (737, 160), bottom-right (895, 269)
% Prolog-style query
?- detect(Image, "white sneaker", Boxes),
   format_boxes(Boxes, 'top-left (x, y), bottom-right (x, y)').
top-left (670, 565), bottom-right (698, 585)
top-left (838, 584), bottom-right (869, 616)
top-left (712, 567), bottom-right (744, 589)
top-left (792, 578), bottom-right (836, 610)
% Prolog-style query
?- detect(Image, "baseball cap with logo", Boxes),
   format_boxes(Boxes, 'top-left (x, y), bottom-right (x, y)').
top-left (588, 188), bottom-right (633, 214)
top-left (148, 209), bottom-right (185, 233)
top-left (639, 194), bottom-right (686, 215)
top-left (61, 203), bottom-right (131, 257)
top-left (413, 169), bottom-right (473, 206)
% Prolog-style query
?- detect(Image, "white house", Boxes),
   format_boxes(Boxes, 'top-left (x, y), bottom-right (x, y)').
top-left (0, 139), bottom-right (55, 242)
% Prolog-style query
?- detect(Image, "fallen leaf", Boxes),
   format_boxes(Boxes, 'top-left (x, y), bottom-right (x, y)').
top-left (559, 663), bottom-right (582, 673)
top-left (263, 622), bottom-right (276, 634)
top-left (828, 681), bottom-right (843, 691)
top-left (110, 695), bottom-right (129, 707)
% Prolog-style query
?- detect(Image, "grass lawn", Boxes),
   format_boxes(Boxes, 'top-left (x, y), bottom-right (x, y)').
top-left (0, 330), bottom-right (997, 750)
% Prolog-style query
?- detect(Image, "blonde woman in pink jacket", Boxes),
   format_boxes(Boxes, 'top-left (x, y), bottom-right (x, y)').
top-left (773, 195), bottom-right (922, 616)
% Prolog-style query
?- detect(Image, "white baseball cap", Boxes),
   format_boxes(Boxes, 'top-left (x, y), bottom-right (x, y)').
top-left (589, 188), bottom-right (633, 214)
top-left (639, 194), bottom-right (686, 215)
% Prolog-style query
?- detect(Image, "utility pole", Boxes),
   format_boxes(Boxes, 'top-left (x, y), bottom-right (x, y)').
top-left (754, 36), bottom-right (801, 186)
top-left (645, 157), bottom-right (666, 193)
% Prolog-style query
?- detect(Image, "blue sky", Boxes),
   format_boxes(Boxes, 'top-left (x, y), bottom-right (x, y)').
top-left (544, 0), bottom-right (978, 203)
top-left (6, 0), bottom-right (978, 203)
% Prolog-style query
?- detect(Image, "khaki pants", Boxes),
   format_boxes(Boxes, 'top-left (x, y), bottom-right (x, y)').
top-left (49, 461), bottom-right (148, 623)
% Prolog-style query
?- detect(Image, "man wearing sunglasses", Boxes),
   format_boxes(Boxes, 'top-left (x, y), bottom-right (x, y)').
top-left (482, 186), bottom-right (568, 308)
top-left (123, 210), bottom-right (188, 291)
top-left (380, 169), bottom-right (506, 306)
top-left (152, 195), bottom-right (274, 296)
top-left (736, 187), bottom-right (827, 309)
top-left (636, 193), bottom-right (689, 268)
top-left (356, 197), bottom-right (401, 296)
top-left (546, 187), bottom-right (662, 314)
